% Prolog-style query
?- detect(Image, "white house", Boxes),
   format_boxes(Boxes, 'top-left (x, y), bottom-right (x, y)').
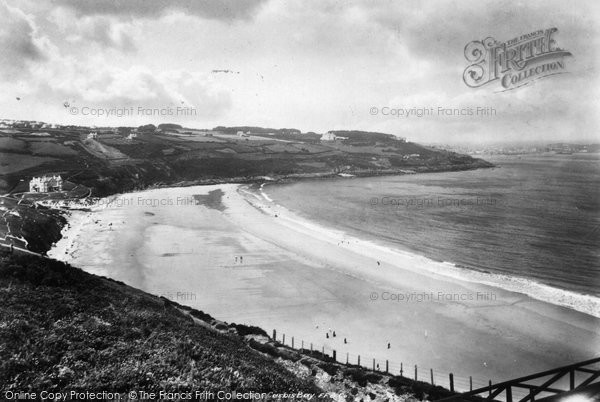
top-left (87, 132), bottom-right (98, 139)
top-left (29, 175), bottom-right (63, 193)
top-left (320, 132), bottom-right (337, 141)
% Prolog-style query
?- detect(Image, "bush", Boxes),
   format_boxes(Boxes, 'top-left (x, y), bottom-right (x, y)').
top-left (317, 362), bottom-right (339, 376)
top-left (343, 368), bottom-right (382, 387)
top-left (229, 323), bottom-right (268, 337)
top-left (189, 309), bottom-right (213, 323)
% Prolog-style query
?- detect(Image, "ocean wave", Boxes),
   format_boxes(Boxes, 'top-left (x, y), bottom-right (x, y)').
top-left (257, 184), bottom-right (600, 318)
top-left (435, 261), bottom-right (600, 318)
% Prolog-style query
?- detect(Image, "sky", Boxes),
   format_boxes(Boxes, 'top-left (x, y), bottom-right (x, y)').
top-left (1, 0), bottom-right (599, 144)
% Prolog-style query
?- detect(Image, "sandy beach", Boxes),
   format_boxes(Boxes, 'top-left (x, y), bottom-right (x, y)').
top-left (49, 183), bottom-right (600, 390)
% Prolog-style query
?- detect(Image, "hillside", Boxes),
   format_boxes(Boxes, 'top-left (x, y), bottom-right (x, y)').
top-left (0, 250), bottom-right (326, 397)
top-left (0, 250), bottom-right (458, 401)
top-left (0, 125), bottom-right (492, 197)
top-left (0, 124), bottom-right (493, 253)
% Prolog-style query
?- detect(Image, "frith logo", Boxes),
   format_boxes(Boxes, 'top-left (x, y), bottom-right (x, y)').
top-left (463, 28), bottom-right (572, 91)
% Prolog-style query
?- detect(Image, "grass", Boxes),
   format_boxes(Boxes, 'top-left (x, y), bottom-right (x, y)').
top-left (0, 251), bottom-right (326, 396)
top-left (0, 126), bottom-right (493, 255)
top-left (0, 250), bottom-right (465, 401)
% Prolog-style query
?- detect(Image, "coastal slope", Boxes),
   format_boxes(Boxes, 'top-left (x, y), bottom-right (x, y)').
top-left (0, 250), bottom-right (324, 396)
top-left (47, 184), bottom-right (600, 389)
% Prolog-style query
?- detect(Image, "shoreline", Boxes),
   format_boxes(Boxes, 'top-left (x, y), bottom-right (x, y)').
top-left (48, 183), bottom-right (600, 385)
top-left (257, 182), bottom-right (600, 319)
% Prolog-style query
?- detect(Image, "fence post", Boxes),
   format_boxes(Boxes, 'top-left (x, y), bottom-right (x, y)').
top-left (358, 355), bottom-right (361, 366)
top-left (415, 365), bottom-right (418, 381)
top-left (282, 334), bottom-right (285, 345)
top-left (470, 376), bottom-right (473, 391)
top-left (302, 340), bottom-right (304, 350)
top-left (291, 337), bottom-right (294, 349)
top-left (346, 353), bottom-right (349, 365)
top-left (489, 380), bottom-right (492, 397)
top-left (322, 346), bottom-right (325, 356)
top-left (449, 373), bottom-right (454, 392)
top-left (400, 363), bottom-right (403, 377)
top-left (506, 386), bottom-right (512, 402)
top-left (430, 369), bottom-right (434, 385)
top-left (386, 360), bottom-right (389, 374)
top-left (272, 329), bottom-right (276, 341)
top-left (373, 358), bottom-right (376, 371)
top-left (310, 343), bottom-right (313, 352)
top-left (333, 350), bottom-right (337, 361)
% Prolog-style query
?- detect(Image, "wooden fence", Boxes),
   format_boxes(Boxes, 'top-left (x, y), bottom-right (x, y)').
top-left (271, 329), bottom-right (489, 394)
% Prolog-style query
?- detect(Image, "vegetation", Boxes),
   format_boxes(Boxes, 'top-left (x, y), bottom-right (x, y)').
top-left (158, 123), bottom-right (183, 131)
top-left (0, 251), bottom-right (325, 396)
top-left (0, 250), bottom-right (462, 400)
top-left (0, 124), bottom-right (492, 254)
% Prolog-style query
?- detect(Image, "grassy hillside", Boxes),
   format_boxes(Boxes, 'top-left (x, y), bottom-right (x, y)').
top-left (0, 250), bottom-right (326, 396)
top-left (0, 126), bottom-right (492, 197)
top-left (0, 125), bottom-right (492, 254)
top-left (0, 251), bottom-right (461, 401)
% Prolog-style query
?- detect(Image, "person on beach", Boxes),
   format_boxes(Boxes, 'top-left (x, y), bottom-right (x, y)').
top-left (235, 256), bottom-right (238, 263)
top-left (377, 261), bottom-right (380, 266)
top-left (326, 333), bottom-right (329, 339)
top-left (387, 342), bottom-right (391, 349)
top-left (333, 331), bottom-right (336, 337)
top-left (240, 256), bottom-right (243, 264)
top-left (344, 338), bottom-right (347, 344)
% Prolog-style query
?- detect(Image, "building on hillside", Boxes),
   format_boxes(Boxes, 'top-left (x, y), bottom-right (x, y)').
top-left (320, 132), bottom-right (337, 141)
top-left (127, 132), bottom-right (137, 140)
top-left (87, 132), bottom-right (98, 139)
top-left (29, 175), bottom-right (63, 193)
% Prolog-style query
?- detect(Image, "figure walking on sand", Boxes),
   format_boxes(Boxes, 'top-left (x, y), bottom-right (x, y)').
top-left (240, 256), bottom-right (243, 264)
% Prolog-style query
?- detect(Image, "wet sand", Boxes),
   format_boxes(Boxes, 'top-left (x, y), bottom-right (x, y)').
top-left (49, 184), bottom-right (600, 391)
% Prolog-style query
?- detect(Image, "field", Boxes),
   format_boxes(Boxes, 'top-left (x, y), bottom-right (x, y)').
top-left (30, 141), bottom-right (78, 156)
top-left (0, 153), bottom-right (57, 175)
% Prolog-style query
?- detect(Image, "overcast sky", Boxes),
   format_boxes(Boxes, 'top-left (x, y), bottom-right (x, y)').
top-left (1, 0), bottom-right (599, 144)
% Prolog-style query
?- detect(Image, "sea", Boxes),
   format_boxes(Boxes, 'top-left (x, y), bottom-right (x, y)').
top-left (264, 154), bottom-right (600, 315)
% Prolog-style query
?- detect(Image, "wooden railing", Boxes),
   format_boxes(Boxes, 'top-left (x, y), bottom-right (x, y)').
top-left (435, 357), bottom-right (600, 402)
